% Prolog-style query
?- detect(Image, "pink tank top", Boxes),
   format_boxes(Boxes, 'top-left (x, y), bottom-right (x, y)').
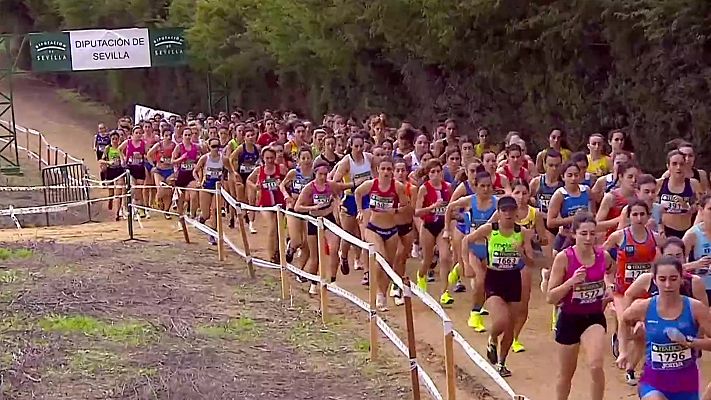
top-left (125, 140), bottom-right (145, 166)
top-left (179, 143), bottom-right (199, 171)
top-left (559, 246), bottom-right (607, 314)
top-left (311, 182), bottom-right (333, 210)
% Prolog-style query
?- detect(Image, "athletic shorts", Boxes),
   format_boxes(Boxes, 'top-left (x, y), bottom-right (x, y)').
top-left (422, 219), bottom-right (445, 238)
top-left (341, 194), bottom-right (370, 217)
top-left (144, 161), bottom-right (153, 173)
top-left (397, 223), bottom-right (413, 237)
top-left (128, 164), bottom-right (146, 181)
top-left (639, 384), bottom-right (698, 400)
top-left (554, 312), bottom-right (607, 345)
top-left (664, 225), bottom-right (687, 239)
top-left (484, 269), bottom-right (522, 303)
top-left (175, 169), bottom-right (194, 188)
top-left (155, 168), bottom-right (173, 181)
top-left (106, 167), bottom-right (124, 182)
top-left (307, 213), bottom-right (336, 236)
top-left (553, 234), bottom-right (572, 252)
top-left (469, 243), bottom-right (488, 260)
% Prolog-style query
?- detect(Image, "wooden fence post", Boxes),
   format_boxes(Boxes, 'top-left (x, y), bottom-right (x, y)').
top-left (368, 243), bottom-right (379, 360)
top-left (277, 206), bottom-right (290, 300)
top-left (215, 182), bottom-right (225, 261)
top-left (444, 318), bottom-right (456, 400)
top-left (317, 217), bottom-right (329, 324)
top-left (179, 216), bottom-right (190, 243)
top-left (236, 206), bottom-right (256, 278)
top-left (402, 277), bottom-right (421, 400)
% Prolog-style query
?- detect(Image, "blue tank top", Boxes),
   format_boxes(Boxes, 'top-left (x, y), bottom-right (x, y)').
top-left (291, 167), bottom-right (313, 195)
top-left (237, 145), bottom-right (260, 174)
top-left (537, 175), bottom-right (561, 214)
top-left (659, 178), bottom-right (694, 215)
top-left (559, 185), bottom-right (590, 218)
top-left (458, 195), bottom-right (497, 234)
top-left (463, 181), bottom-right (474, 196)
top-left (690, 224), bottom-right (711, 289)
top-left (443, 165), bottom-right (458, 187)
top-left (581, 172), bottom-right (594, 188)
top-left (641, 296), bottom-right (698, 393)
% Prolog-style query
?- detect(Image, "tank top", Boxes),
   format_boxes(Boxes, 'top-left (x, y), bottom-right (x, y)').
top-left (502, 164), bottom-right (527, 183)
top-left (257, 166), bottom-right (285, 207)
top-left (157, 141), bottom-right (175, 167)
top-left (605, 189), bottom-right (633, 237)
top-left (690, 224), bottom-right (711, 290)
top-left (311, 182), bottom-right (333, 212)
top-left (486, 223), bottom-right (524, 271)
top-left (641, 296), bottom-right (699, 393)
top-left (178, 143), bottom-right (200, 171)
top-left (407, 151), bottom-right (421, 170)
top-left (537, 175), bottom-right (562, 214)
top-left (492, 172), bottom-right (506, 195)
top-left (368, 178), bottom-right (399, 212)
top-left (422, 180), bottom-right (451, 224)
top-left (586, 154), bottom-right (610, 177)
top-left (559, 185), bottom-right (590, 218)
top-left (517, 206), bottom-right (537, 230)
top-left (203, 154), bottom-right (224, 184)
top-left (603, 173), bottom-right (618, 193)
top-left (462, 181), bottom-right (475, 196)
top-left (104, 146), bottom-right (121, 168)
top-left (237, 144), bottom-right (260, 175)
top-left (559, 246), bottom-right (607, 314)
top-left (346, 154), bottom-right (372, 194)
top-left (615, 227), bottom-right (657, 292)
top-left (315, 153), bottom-right (341, 170)
top-left (95, 133), bottom-right (111, 152)
top-left (125, 140), bottom-right (146, 166)
top-left (291, 167), bottom-right (313, 195)
top-left (659, 178), bottom-right (694, 215)
top-left (443, 165), bottom-right (458, 186)
top-left (581, 172), bottom-right (594, 188)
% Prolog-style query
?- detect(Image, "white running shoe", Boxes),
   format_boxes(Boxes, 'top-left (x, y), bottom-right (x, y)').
top-left (249, 221), bottom-right (257, 234)
top-left (354, 259), bottom-right (364, 270)
top-left (308, 283), bottom-right (318, 295)
top-left (376, 293), bottom-right (388, 312)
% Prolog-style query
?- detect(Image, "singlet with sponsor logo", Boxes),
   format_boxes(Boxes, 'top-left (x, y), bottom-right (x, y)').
top-left (422, 180), bottom-right (451, 224)
top-left (368, 178), bottom-right (399, 212)
top-left (537, 175), bottom-right (562, 214)
top-left (178, 143), bottom-right (200, 171)
top-left (559, 246), bottom-right (607, 314)
top-left (658, 178), bottom-right (693, 215)
top-left (125, 140), bottom-right (146, 166)
top-left (559, 185), bottom-right (590, 218)
top-left (615, 227), bottom-right (657, 293)
top-left (486, 223), bottom-right (524, 271)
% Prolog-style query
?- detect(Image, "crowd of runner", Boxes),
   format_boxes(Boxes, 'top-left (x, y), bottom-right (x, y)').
top-left (93, 109), bottom-right (711, 400)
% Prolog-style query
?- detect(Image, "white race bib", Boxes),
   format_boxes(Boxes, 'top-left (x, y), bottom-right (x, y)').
top-left (572, 280), bottom-right (605, 304)
top-left (650, 343), bottom-right (692, 370)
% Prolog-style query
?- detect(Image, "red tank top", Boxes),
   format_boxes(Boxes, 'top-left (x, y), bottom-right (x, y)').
top-left (157, 141), bottom-right (175, 164)
top-left (615, 227), bottom-right (657, 294)
top-left (257, 166), bottom-right (285, 207)
top-left (368, 178), bottom-right (399, 211)
top-left (605, 189), bottom-right (632, 237)
top-left (503, 163), bottom-right (527, 182)
top-left (422, 180), bottom-right (450, 223)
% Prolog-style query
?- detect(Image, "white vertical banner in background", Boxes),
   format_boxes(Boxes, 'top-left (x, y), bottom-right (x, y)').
top-left (70, 28), bottom-right (151, 71)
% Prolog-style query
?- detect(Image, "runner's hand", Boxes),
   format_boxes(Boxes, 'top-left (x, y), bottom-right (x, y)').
top-left (568, 266), bottom-right (586, 285)
top-left (442, 231), bottom-right (450, 240)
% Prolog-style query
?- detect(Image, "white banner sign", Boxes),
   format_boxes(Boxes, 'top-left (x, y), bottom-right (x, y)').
top-left (134, 104), bottom-right (180, 124)
top-left (70, 28), bottom-right (151, 71)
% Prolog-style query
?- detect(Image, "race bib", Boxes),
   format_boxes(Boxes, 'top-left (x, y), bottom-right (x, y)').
top-left (110, 157), bottom-right (120, 167)
top-left (239, 163), bottom-right (256, 174)
top-left (538, 194), bottom-right (552, 211)
top-left (262, 178), bottom-right (278, 190)
top-left (660, 194), bottom-right (689, 214)
top-left (207, 167), bottom-right (222, 180)
top-left (370, 194), bottom-right (394, 211)
top-left (182, 161), bottom-right (194, 171)
top-left (313, 193), bottom-right (331, 207)
top-left (353, 171), bottom-right (371, 186)
top-left (625, 263), bottom-right (651, 283)
top-left (572, 280), bottom-right (605, 304)
top-left (129, 152), bottom-right (143, 165)
top-left (490, 250), bottom-right (520, 271)
top-left (650, 343), bottom-right (693, 370)
top-left (434, 203), bottom-right (448, 216)
top-left (160, 156), bottom-right (171, 164)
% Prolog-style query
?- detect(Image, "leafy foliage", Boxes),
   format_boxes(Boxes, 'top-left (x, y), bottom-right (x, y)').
top-left (4, 0), bottom-right (711, 170)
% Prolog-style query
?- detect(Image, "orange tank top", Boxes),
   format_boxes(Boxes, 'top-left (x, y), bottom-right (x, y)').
top-left (615, 227), bottom-right (657, 294)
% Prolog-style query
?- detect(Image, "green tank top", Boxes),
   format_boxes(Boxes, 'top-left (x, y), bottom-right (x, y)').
top-left (105, 146), bottom-right (121, 167)
top-left (228, 138), bottom-right (240, 151)
top-left (487, 223), bottom-right (523, 271)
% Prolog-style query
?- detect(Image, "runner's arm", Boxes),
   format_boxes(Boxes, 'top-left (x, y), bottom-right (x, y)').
top-left (545, 190), bottom-right (569, 228)
top-left (294, 184), bottom-right (316, 213)
top-left (595, 192), bottom-right (619, 231)
top-left (146, 143), bottom-right (160, 166)
top-left (354, 180), bottom-right (374, 215)
top-left (443, 196), bottom-right (470, 234)
top-left (279, 169), bottom-right (296, 203)
top-left (193, 155), bottom-right (207, 182)
top-left (228, 146), bottom-right (241, 175)
top-left (685, 300), bottom-right (711, 350)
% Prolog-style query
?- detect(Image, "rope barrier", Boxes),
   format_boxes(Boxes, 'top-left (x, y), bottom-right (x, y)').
top-left (0, 194), bottom-right (128, 217)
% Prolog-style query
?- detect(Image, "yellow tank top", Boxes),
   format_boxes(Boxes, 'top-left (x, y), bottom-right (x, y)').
top-left (516, 206), bottom-right (536, 229)
top-left (587, 154), bottom-right (610, 177)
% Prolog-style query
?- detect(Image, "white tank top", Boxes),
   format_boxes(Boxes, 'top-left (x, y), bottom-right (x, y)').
top-left (204, 153), bottom-right (224, 180)
top-left (349, 153), bottom-right (372, 186)
top-left (407, 151), bottom-right (421, 169)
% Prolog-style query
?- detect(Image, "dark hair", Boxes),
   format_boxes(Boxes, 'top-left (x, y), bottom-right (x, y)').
top-left (570, 151), bottom-right (588, 166)
top-left (507, 143), bottom-right (522, 154)
top-left (417, 159), bottom-right (443, 180)
top-left (545, 148), bottom-right (562, 161)
top-left (608, 130), bottom-right (634, 153)
top-left (559, 161), bottom-right (580, 176)
top-left (699, 193), bottom-right (711, 209)
top-left (666, 149), bottom-right (684, 164)
top-left (637, 173), bottom-right (656, 187)
top-left (626, 199), bottom-right (650, 217)
top-left (298, 147), bottom-right (313, 158)
top-left (572, 211), bottom-right (596, 232)
top-left (474, 170), bottom-right (492, 185)
top-left (615, 161), bottom-right (637, 180)
top-left (661, 237), bottom-right (686, 255)
top-left (652, 255), bottom-right (683, 277)
top-left (377, 156), bottom-right (394, 168)
top-left (510, 178), bottom-right (529, 192)
top-left (261, 147), bottom-right (276, 158)
top-left (313, 159), bottom-right (330, 170)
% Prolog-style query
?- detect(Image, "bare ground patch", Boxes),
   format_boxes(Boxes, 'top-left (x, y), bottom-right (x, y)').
top-left (0, 240), bottom-right (411, 399)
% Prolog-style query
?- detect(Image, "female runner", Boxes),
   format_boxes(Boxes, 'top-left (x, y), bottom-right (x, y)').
top-left (547, 162), bottom-right (592, 252)
top-left (355, 157), bottom-right (407, 311)
top-left (141, 121), bottom-right (159, 215)
top-left (118, 126), bottom-right (148, 219)
top-left (314, 135), bottom-right (342, 172)
top-left (447, 171), bottom-right (497, 331)
top-left (295, 160), bottom-right (344, 295)
top-left (99, 131), bottom-right (126, 220)
top-left (535, 129), bottom-right (572, 173)
top-left (618, 174), bottom-right (663, 232)
top-left (171, 127), bottom-right (200, 218)
top-left (622, 256), bottom-right (711, 400)
top-left (498, 144), bottom-right (529, 183)
top-left (146, 129), bottom-right (176, 217)
top-left (446, 162), bottom-right (480, 294)
top-left (229, 126), bottom-right (261, 234)
top-left (481, 151), bottom-right (510, 195)
top-left (658, 150), bottom-right (701, 239)
top-left (596, 162), bottom-right (639, 238)
top-left (464, 195), bottom-right (535, 377)
top-left (586, 133), bottom-right (611, 179)
top-left (415, 159), bottom-right (452, 303)
top-left (279, 148), bottom-right (314, 265)
top-left (442, 149), bottom-right (462, 187)
top-left (547, 212), bottom-right (614, 400)
top-left (404, 134), bottom-right (429, 171)
top-left (391, 158), bottom-right (416, 306)
top-left (608, 130), bottom-right (636, 162)
top-left (682, 193), bottom-right (711, 303)
top-left (604, 200), bottom-right (661, 385)
top-left (193, 137), bottom-right (228, 245)
top-left (530, 149), bottom-right (562, 292)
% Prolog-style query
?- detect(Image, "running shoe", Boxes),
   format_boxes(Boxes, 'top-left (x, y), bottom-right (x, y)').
top-left (138, 208), bottom-right (146, 218)
top-left (447, 264), bottom-right (460, 286)
top-left (285, 246), bottom-right (295, 263)
top-left (354, 259), bottom-right (364, 271)
top-left (249, 221), bottom-right (257, 234)
top-left (145, 210), bottom-right (151, 219)
top-left (416, 273), bottom-right (427, 292)
top-left (339, 257), bottom-right (350, 275)
top-left (454, 281), bottom-right (466, 293)
top-left (479, 308), bottom-right (490, 316)
top-left (164, 214), bottom-right (171, 220)
top-left (361, 271), bottom-right (369, 286)
top-left (392, 286), bottom-right (405, 306)
top-left (439, 291), bottom-right (454, 305)
top-left (496, 363), bottom-right (512, 377)
top-left (308, 283), bottom-right (318, 295)
top-left (611, 332), bottom-right (620, 358)
top-left (512, 339), bottom-right (526, 353)
top-left (467, 311), bottom-right (486, 333)
top-left (427, 269), bottom-right (435, 282)
top-left (376, 293), bottom-right (388, 312)
top-left (486, 338), bottom-right (498, 365)
top-left (295, 275), bottom-right (309, 283)
top-left (389, 283), bottom-right (398, 297)
top-left (208, 236), bottom-right (217, 246)
top-left (624, 370), bottom-right (637, 386)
